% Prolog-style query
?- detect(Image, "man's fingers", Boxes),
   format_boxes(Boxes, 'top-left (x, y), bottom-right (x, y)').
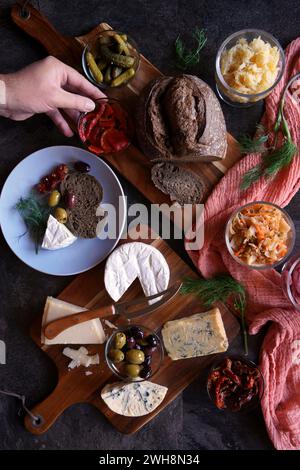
top-left (63, 64), bottom-right (105, 101)
top-left (54, 89), bottom-right (97, 112)
top-left (46, 109), bottom-right (74, 137)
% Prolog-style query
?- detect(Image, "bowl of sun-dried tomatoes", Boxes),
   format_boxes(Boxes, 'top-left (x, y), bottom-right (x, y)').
top-left (207, 356), bottom-right (264, 412)
top-left (78, 98), bottom-right (133, 155)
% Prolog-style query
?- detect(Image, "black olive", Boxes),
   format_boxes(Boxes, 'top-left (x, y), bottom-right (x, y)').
top-left (126, 336), bottom-right (136, 349)
top-left (130, 326), bottom-right (144, 340)
top-left (144, 355), bottom-right (152, 367)
top-left (74, 161), bottom-right (91, 173)
top-left (140, 365), bottom-right (152, 379)
top-left (143, 346), bottom-right (156, 357)
top-left (146, 334), bottom-right (158, 347)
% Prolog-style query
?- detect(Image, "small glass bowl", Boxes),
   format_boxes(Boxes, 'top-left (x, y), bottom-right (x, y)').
top-left (105, 324), bottom-right (164, 382)
top-left (82, 29), bottom-right (140, 89)
top-left (225, 201), bottom-right (295, 270)
top-left (77, 97), bottom-right (133, 155)
top-left (215, 29), bottom-right (285, 107)
top-left (207, 355), bottom-right (264, 412)
top-left (281, 253), bottom-right (300, 312)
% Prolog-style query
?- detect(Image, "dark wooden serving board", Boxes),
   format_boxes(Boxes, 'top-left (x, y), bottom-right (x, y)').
top-left (11, 3), bottom-right (241, 206)
top-left (25, 228), bottom-right (239, 435)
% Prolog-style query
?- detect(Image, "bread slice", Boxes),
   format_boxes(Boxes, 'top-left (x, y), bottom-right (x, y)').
top-left (60, 172), bottom-right (103, 238)
top-left (151, 162), bottom-right (207, 205)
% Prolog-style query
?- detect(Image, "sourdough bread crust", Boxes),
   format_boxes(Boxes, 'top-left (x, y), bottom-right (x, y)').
top-left (136, 74), bottom-right (227, 163)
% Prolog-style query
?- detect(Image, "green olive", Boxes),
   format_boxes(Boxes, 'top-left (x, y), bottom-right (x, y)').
top-left (109, 348), bottom-right (124, 363)
top-left (125, 363), bottom-right (141, 378)
top-left (126, 349), bottom-right (145, 365)
top-left (114, 332), bottom-right (126, 350)
top-left (48, 190), bottom-right (61, 207)
top-left (54, 207), bottom-right (68, 224)
top-left (137, 338), bottom-right (148, 347)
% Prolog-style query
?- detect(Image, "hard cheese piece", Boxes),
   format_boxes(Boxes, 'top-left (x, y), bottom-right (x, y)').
top-left (42, 215), bottom-right (77, 250)
top-left (104, 242), bottom-right (170, 302)
top-left (162, 308), bottom-right (228, 360)
top-left (63, 346), bottom-right (99, 369)
top-left (41, 297), bottom-right (106, 345)
top-left (101, 381), bottom-right (168, 417)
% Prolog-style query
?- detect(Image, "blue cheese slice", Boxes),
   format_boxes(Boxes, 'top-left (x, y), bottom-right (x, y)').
top-left (162, 308), bottom-right (228, 360)
top-left (101, 381), bottom-right (168, 417)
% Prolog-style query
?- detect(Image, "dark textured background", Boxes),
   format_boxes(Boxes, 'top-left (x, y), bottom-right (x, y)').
top-left (0, 0), bottom-right (299, 450)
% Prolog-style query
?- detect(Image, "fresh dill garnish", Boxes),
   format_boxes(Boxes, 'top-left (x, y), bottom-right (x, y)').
top-left (174, 27), bottom-right (207, 71)
top-left (16, 196), bottom-right (50, 254)
top-left (181, 274), bottom-right (248, 355)
top-left (238, 128), bottom-right (268, 154)
top-left (241, 72), bottom-right (300, 190)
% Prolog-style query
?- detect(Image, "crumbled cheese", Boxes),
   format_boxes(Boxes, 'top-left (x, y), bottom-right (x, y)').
top-left (63, 346), bottom-right (99, 369)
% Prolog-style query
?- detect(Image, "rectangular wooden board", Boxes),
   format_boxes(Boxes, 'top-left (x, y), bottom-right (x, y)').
top-left (11, 4), bottom-right (242, 206)
top-left (25, 229), bottom-right (240, 435)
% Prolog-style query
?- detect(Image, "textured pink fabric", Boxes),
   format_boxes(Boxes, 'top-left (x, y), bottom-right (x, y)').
top-left (186, 38), bottom-right (300, 450)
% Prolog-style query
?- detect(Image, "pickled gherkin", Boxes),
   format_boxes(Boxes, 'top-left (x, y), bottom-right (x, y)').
top-left (86, 51), bottom-right (103, 83)
top-left (100, 45), bottom-right (135, 68)
top-left (111, 67), bottom-right (135, 87)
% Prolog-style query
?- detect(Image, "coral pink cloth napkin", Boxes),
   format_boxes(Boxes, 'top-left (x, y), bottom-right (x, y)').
top-left (186, 38), bottom-right (300, 450)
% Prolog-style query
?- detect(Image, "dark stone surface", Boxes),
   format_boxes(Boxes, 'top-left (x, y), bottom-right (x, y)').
top-left (0, 0), bottom-right (299, 450)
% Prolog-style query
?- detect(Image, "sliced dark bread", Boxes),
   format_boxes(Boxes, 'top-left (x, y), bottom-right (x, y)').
top-left (60, 172), bottom-right (103, 238)
top-left (151, 162), bottom-right (207, 205)
top-left (136, 74), bottom-right (227, 163)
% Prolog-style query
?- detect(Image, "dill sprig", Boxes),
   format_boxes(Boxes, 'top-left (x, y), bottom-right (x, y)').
top-left (241, 72), bottom-right (300, 190)
top-left (174, 27), bottom-right (207, 71)
top-left (16, 196), bottom-right (50, 254)
top-left (238, 125), bottom-right (269, 154)
top-left (181, 274), bottom-right (248, 355)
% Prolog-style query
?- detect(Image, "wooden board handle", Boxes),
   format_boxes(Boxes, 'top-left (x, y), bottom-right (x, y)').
top-left (24, 378), bottom-right (80, 435)
top-left (44, 304), bottom-right (115, 339)
top-left (11, 3), bottom-right (83, 68)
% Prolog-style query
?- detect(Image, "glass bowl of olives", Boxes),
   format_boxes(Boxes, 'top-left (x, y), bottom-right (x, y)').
top-left (105, 325), bottom-right (164, 381)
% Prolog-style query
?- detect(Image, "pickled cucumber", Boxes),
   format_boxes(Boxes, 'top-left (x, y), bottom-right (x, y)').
top-left (104, 65), bottom-right (112, 83)
top-left (100, 45), bottom-right (135, 68)
top-left (111, 66), bottom-right (123, 79)
top-left (97, 59), bottom-right (108, 71)
top-left (114, 33), bottom-right (130, 55)
top-left (86, 51), bottom-right (103, 83)
top-left (111, 67), bottom-right (135, 87)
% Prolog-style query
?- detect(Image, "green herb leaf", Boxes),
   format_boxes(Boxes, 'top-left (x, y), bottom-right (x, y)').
top-left (263, 139), bottom-right (298, 177)
top-left (181, 274), bottom-right (248, 355)
top-left (174, 27), bottom-right (207, 71)
top-left (240, 164), bottom-right (263, 190)
top-left (16, 196), bottom-right (50, 254)
top-left (238, 132), bottom-right (268, 154)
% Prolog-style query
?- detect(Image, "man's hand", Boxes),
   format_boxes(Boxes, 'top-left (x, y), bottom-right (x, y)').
top-left (0, 56), bottom-right (105, 136)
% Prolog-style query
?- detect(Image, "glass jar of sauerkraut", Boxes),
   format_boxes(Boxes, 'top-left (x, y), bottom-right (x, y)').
top-left (215, 29), bottom-right (285, 107)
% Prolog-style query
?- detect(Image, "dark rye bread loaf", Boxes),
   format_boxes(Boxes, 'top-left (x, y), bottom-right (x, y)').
top-left (136, 74), bottom-right (227, 163)
top-left (60, 172), bottom-right (103, 238)
top-left (151, 162), bottom-right (207, 205)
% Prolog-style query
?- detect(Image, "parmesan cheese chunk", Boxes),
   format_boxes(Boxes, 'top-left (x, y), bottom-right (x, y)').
top-left (41, 297), bottom-right (106, 345)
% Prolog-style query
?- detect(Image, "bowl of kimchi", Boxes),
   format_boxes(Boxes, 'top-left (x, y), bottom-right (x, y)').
top-left (225, 201), bottom-right (295, 269)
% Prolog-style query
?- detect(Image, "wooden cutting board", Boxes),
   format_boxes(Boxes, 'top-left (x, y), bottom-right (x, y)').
top-left (24, 228), bottom-right (240, 435)
top-left (11, 3), bottom-right (241, 205)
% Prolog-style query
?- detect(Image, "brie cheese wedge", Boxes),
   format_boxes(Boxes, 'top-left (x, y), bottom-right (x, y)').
top-left (104, 242), bottom-right (170, 302)
top-left (41, 297), bottom-right (106, 345)
top-left (101, 381), bottom-right (168, 417)
top-left (42, 215), bottom-right (77, 250)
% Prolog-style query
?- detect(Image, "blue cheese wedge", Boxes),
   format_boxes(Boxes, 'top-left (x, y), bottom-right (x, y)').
top-left (42, 215), bottom-right (77, 250)
top-left (162, 308), bottom-right (228, 360)
top-left (101, 381), bottom-right (168, 417)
